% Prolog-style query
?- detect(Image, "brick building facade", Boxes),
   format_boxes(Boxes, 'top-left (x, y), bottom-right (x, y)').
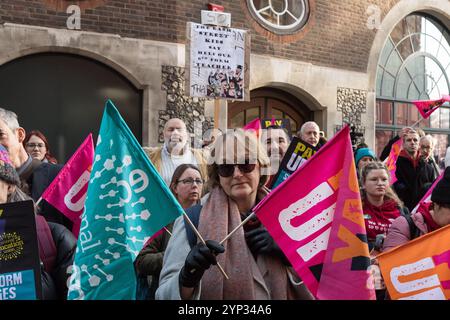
top-left (0, 0), bottom-right (449, 161)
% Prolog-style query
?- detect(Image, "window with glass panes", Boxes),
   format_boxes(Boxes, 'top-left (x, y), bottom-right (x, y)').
top-left (376, 13), bottom-right (450, 168)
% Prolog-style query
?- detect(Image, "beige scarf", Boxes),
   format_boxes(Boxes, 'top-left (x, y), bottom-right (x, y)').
top-left (197, 186), bottom-right (304, 300)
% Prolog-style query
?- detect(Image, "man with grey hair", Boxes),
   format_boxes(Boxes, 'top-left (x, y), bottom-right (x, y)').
top-left (419, 135), bottom-right (439, 177)
top-left (0, 107), bottom-right (69, 228)
top-left (144, 118), bottom-right (207, 186)
top-left (297, 121), bottom-right (321, 148)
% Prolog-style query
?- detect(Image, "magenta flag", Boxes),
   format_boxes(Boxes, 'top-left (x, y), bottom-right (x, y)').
top-left (413, 95), bottom-right (450, 119)
top-left (41, 134), bottom-right (94, 238)
top-left (384, 139), bottom-right (402, 185)
top-left (254, 125), bottom-right (375, 300)
top-left (243, 118), bottom-right (261, 137)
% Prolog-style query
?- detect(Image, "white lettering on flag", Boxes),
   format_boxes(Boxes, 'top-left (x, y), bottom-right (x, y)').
top-left (279, 181), bottom-right (335, 241)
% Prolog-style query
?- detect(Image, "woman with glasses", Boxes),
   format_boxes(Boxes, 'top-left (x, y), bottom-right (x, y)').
top-left (135, 164), bottom-right (204, 299)
top-left (156, 129), bottom-right (313, 300)
top-left (23, 130), bottom-right (58, 164)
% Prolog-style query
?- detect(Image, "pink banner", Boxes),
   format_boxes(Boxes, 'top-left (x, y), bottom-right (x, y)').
top-left (413, 95), bottom-right (450, 119)
top-left (254, 125), bottom-right (375, 300)
top-left (384, 139), bottom-right (402, 185)
top-left (243, 118), bottom-right (261, 137)
top-left (41, 134), bottom-right (94, 238)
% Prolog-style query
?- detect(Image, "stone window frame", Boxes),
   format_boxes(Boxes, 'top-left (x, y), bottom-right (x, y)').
top-left (246, 0), bottom-right (310, 35)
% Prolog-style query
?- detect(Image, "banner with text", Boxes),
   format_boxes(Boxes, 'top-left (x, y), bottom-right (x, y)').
top-left (186, 22), bottom-right (250, 101)
top-left (269, 137), bottom-right (318, 189)
top-left (0, 201), bottom-right (42, 300)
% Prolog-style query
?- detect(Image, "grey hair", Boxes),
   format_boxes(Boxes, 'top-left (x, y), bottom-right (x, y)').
top-left (299, 121), bottom-right (320, 136)
top-left (420, 135), bottom-right (435, 147)
top-left (0, 107), bottom-right (20, 131)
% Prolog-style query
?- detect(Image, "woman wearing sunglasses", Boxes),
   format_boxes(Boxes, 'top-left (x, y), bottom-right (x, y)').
top-left (135, 164), bottom-right (204, 299)
top-left (156, 129), bottom-right (313, 300)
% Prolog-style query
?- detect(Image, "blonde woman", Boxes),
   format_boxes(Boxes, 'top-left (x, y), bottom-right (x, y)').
top-left (156, 129), bottom-right (313, 300)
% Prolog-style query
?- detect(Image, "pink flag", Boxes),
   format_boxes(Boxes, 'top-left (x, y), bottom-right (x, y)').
top-left (411, 171), bottom-right (444, 214)
top-left (412, 95), bottom-right (450, 119)
top-left (254, 125), bottom-right (375, 300)
top-left (41, 134), bottom-right (94, 238)
top-left (243, 118), bottom-right (261, 137)
top-left (384, 139), bottom-right (402, 185)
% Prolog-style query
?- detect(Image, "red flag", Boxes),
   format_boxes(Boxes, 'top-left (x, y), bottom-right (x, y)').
top-left (254, 126), bottom-right (375, 300)
top-left (41, 134), bottom-right (94, 238)
top-left (412, 95), bottom-right (450, 119)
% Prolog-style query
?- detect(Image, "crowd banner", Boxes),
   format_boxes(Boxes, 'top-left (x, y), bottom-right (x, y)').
top-left (378, 224), bottom-right (450, 300)
top-left (67, 100), bottom-right (185, 300)
top-left (412, 94), bottom-right (450, 119)
top-left (384, 139), bottom-right (403, 185)
top-left (268, 137), bottom-right (318, 189)
top-left (0, 201), bottom-right (42, 300)
top-left (41, 134), bottom-right (94, 238)
top-left (186, 22), bottom-right (250, 101)
top-left (261, 118), bottom-right (292, 137)
top-left (254, 126), bottom-right (375, 300)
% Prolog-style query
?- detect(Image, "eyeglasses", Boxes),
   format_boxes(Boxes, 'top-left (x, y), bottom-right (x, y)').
top-left (217, 163), bottom-right (256, 177)
top-left (26, 143), bottom-right (45, 149)
top-left (177, 178), bottom-right (204, 186)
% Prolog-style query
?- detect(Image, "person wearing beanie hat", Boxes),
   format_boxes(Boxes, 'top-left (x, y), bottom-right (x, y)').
top-left (355, 147), bottom-right (377, 171)
top-left (0, 110), bottom-right (76, 300)
top-left (383, 166), bottom-right (450, 252)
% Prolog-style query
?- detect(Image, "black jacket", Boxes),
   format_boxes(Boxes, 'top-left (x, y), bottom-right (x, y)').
top-left (20, 160), bottom-right (73, 230)
top-left (393, 153), bottom-right (437, 211)
top-left (41, 221), bottom-right (77, 300)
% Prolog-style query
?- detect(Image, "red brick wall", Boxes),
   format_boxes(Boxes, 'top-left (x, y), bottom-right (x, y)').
top-left (0, 0), bottom-right (401, 72)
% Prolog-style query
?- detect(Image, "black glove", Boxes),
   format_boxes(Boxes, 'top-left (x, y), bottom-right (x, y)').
top-left (244, 226), bottom-right (290, 266)
top-left (179, 240), bottom-right (225, 288)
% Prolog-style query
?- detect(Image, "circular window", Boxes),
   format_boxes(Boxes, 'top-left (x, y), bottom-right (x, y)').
top-left (247, 0), bottom-right (310, 35)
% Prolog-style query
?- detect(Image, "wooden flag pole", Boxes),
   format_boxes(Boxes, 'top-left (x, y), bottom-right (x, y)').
top-left (219, 212), bottom-right (255, 245)
top-left (183, 212), bottom-right (229, 280)
top-left (214, 98), bottom-right (220, 129)
top-left (163, 227), bottom-right (172, 236)
top-left (411, 117), bottom-right (424, 128)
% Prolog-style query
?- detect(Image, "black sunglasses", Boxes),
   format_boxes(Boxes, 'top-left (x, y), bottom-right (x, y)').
top-left (217, 163), bottom-right (256, 177)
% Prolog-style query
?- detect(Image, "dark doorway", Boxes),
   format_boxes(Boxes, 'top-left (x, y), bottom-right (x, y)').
top-left (0, 53), bottom-right (142, 162)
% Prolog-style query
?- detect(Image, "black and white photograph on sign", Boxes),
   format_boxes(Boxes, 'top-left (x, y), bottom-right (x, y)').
top-left (189, 22), bottom-right (246, 100)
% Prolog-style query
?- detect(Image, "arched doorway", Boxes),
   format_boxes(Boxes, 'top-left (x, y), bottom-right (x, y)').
top-left (375, 13), bottom-right (450, 166)
top-left (0, 52), bottom-right (143, 162)
top-left (228, 87), bottom-right (313, 133)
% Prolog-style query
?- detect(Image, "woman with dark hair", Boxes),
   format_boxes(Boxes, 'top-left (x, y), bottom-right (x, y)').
top-left (134, 164), bottom-right (204, 299)
top-left (156, 129), bottom-right (313, 300)
top-left (23, 130), bottom-right (58, 164)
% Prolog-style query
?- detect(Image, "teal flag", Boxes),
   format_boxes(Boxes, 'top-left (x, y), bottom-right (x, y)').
top-left (67, 100), bottom-right (185, 300)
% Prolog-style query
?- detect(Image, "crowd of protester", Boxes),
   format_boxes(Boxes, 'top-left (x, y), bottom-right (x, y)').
top-left (1, 105), bottom-right (449, 300)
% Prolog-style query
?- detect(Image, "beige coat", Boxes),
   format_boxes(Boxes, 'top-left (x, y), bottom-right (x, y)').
top-left (143, 146), bottom-right (208, 182)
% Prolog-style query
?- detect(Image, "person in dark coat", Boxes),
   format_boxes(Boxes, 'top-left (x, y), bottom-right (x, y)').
top-left (0, 107), bottom-right (71, 230)
top-left (0, 145), bottom-right (76, 299)
top-left (134, 164), bottom-right (204, 299)
top-left (393, 130), bottom-right (436, 211)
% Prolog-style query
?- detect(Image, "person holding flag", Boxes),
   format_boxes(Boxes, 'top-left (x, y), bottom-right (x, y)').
top-left (156, 129), bottom-right (313, 300)
top-left (134, 164), bottom-right (205, 299)
top-left (383, 166), bottom-right (450, 252)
